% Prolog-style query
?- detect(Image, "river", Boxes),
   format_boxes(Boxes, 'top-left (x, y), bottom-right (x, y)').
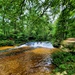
top-left (0, 42), bottom-right (56, 75)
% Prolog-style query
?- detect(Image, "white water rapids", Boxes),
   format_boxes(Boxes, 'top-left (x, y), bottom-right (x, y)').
top-left (19, 41), bottom-right (54, 48)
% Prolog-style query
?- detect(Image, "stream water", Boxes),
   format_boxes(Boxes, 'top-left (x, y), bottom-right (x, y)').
top-left (0, 42), bottom-right (56, 75)
top-left (19, 41), bottom-right (54, 48)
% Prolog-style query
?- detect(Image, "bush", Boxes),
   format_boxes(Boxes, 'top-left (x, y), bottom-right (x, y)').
top-left (0, 40), bottom-right (15, 46)
top-left (15, 34), bottom-right (28, 43)
top-left (0, 34), bottom-right (6, 40)
top-left (51, 51), bottom-right (75, 75)
top-left (0, 33), bottom-right (29, 45)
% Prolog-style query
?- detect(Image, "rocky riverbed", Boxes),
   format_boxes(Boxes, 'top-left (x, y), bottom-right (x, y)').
top-left (0, 46), bottom-right (57, 75)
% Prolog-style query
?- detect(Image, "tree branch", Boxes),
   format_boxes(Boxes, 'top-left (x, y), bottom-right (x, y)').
top-left (31, 2), bottom-right (51, 24)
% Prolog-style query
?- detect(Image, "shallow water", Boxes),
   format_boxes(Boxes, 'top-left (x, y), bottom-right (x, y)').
top-left (0, 46), bottom-right (15, 50)
top-left (0, 46), bottom-right (56, 75)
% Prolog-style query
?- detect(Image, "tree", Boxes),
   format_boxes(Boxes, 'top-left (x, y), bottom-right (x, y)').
top-left (53, 0), bottom-right (75, 45)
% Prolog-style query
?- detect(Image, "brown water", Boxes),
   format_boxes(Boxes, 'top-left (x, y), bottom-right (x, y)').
top-left (0, 46), bottom-right (15, 50)
top-left (0, 46), bottom-right (57, 75)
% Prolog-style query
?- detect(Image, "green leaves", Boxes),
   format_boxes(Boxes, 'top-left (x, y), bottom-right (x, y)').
top-left (0, 0), bottom-right (75, 44)
top-left (52, 51), bottom-right (75, 74)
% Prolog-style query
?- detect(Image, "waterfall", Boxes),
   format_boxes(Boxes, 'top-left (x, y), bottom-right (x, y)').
top-left (19, 41), bottom-right (54, 48)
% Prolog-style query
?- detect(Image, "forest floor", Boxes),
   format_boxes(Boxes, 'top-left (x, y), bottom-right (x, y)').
top-left (0, 46), bottom-right (58, 75)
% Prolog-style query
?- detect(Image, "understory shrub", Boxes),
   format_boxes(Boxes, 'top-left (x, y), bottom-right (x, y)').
top-left (51, 51), bottom-right (75, 75)
top-left (0, 33), bottom-right (28, 44)
top-left (0, 40), bottom-right (15, 46)
top-left (0, 34), bottom-right (6, 40)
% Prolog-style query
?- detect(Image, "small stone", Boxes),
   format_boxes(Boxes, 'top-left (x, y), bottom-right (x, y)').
top-left (56, 72), bottom-right (61, 75)
top-left (62, 71), bottom-right (67, 74)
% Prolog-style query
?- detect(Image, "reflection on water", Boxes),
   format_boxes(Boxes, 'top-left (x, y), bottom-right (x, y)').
top-left (0, 46), bottom-right (56, 75)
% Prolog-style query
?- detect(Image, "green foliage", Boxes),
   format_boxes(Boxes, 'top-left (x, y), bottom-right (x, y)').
top-left (0, 40), bottom-right (15, 46)
top-left (51, 51), bottom-right (75, 75)
top-left (0, 34), bottom-right (6, 40)
top-left (52, 0), bottom-right (75, 45)
top-left (0, 0), bottom-right (54, 43)
top-left (0, 0), bottom-right (75, 46)
top-left (15, 33), bottom-right (28, 43)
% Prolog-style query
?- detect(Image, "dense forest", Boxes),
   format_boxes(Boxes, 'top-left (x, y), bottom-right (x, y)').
top-left (0, 0), bottom-right (75, 46)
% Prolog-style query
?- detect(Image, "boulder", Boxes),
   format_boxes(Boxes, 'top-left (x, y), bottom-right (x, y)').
top-left (60, 38), bottom-right (75, 52)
